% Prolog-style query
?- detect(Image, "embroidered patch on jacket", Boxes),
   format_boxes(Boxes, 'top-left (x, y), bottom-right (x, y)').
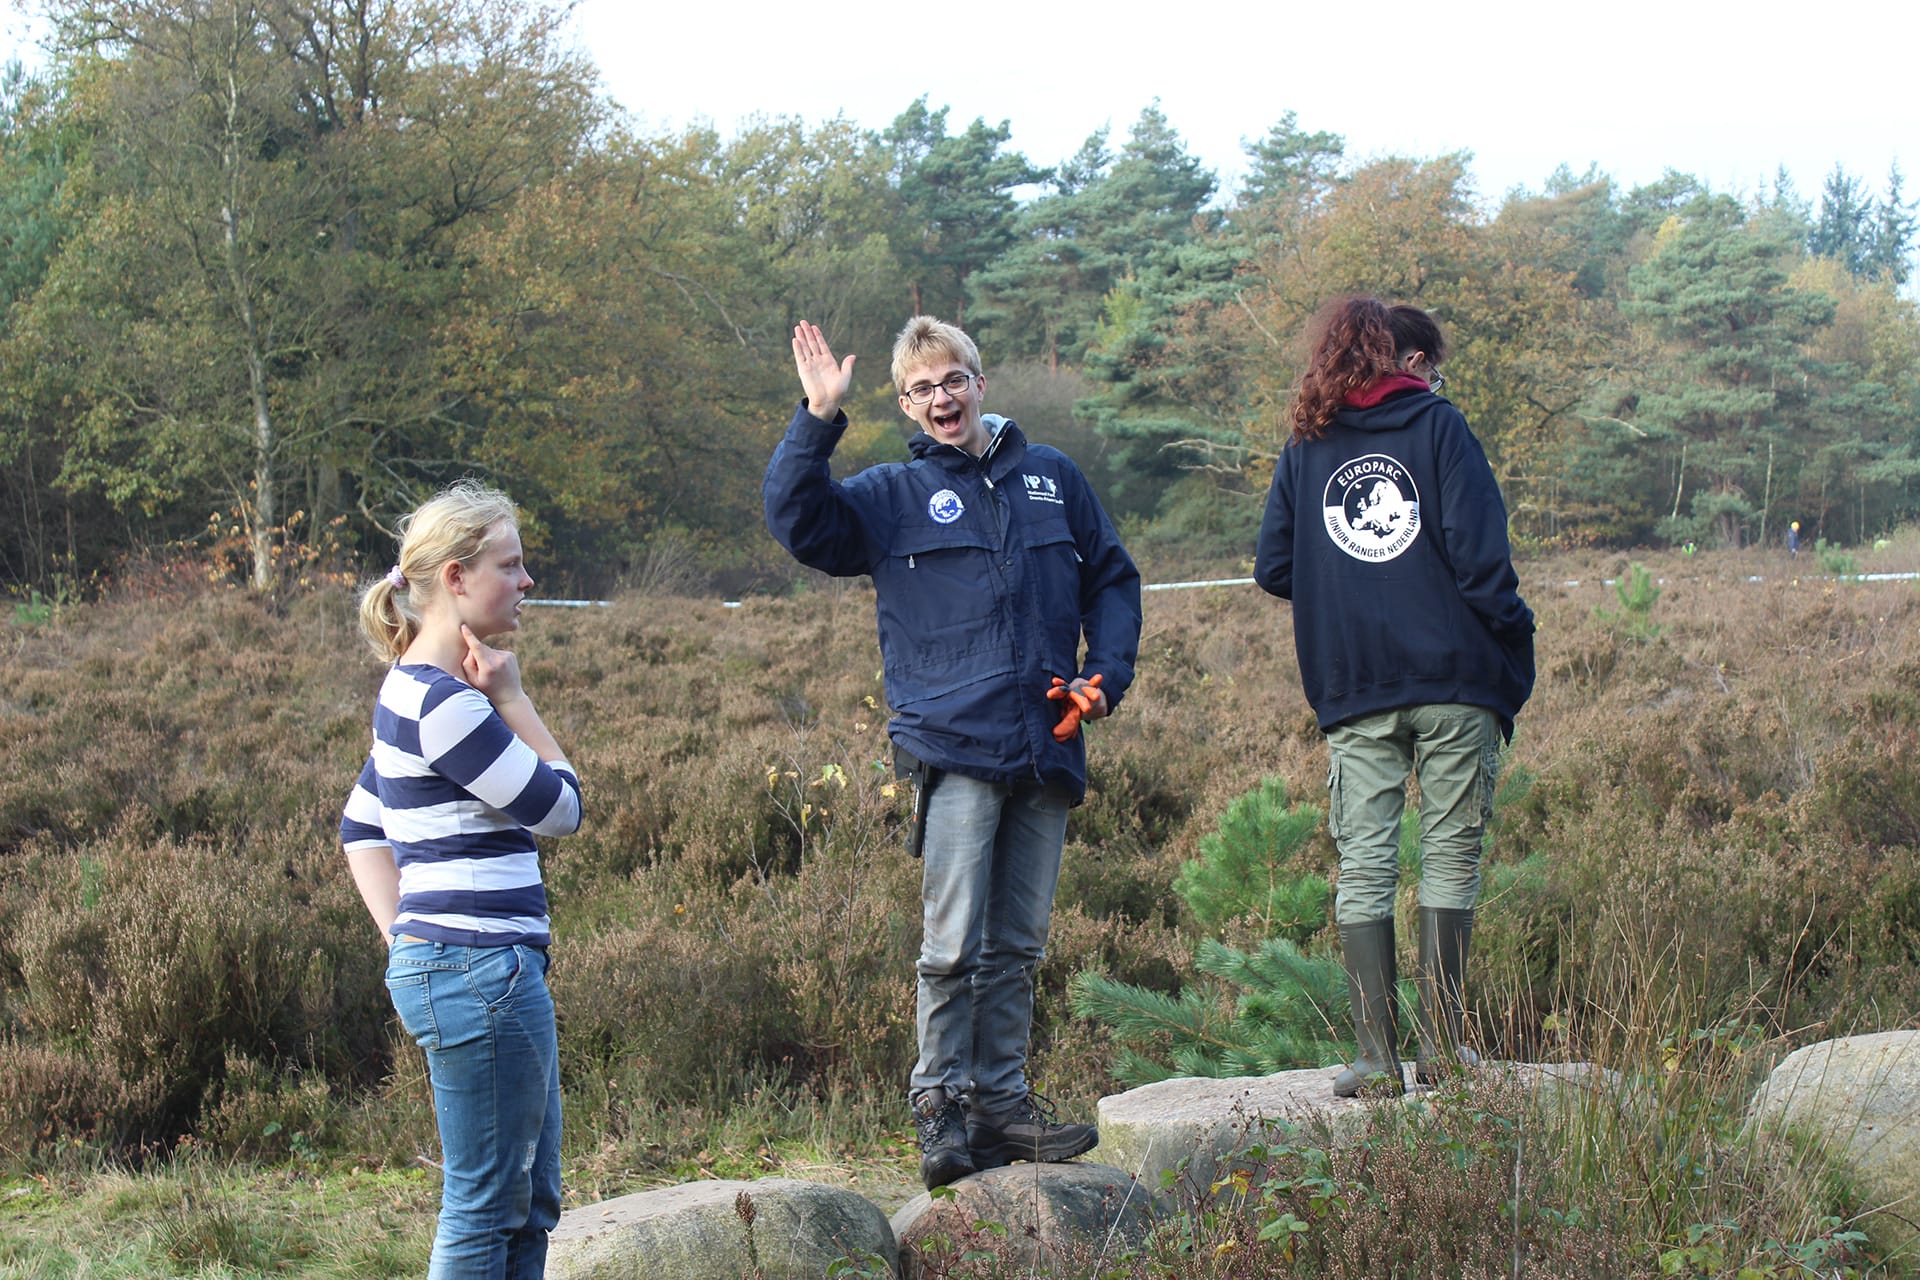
top-left (928, 489), bottom-right (965, 524)
top-left (1323, 454), bottom-right (1421, 563)
top-left (1022, 474), bottom-right (1064, 505)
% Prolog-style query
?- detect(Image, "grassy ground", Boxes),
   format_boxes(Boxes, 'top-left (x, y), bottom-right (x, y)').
top-left (3, 1159), bottom-right (439, 1278)
top-left (2, 1097), bottom-right (927, 1278)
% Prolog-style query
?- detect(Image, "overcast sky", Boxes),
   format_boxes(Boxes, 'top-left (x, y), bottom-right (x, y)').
top-left (570, 0), bottom-right (1911, 208)
top-left (6, 0), bottom-right (1911, 209)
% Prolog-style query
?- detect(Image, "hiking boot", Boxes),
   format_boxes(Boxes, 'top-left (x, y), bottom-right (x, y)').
top-left (912, 1088), bottom-right (976, 1190)
top-left (966, 1091), bottom-right (1098, 1170)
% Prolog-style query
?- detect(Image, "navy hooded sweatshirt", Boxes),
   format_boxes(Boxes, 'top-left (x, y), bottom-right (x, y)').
top-left (1253, 387), bottom-right (1534, 740)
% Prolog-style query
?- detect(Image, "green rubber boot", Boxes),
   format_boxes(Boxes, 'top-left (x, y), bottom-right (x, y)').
top-left (1415, 906), bottom-right (1481, 1085)
top-left (1333, 918), bottom-right (1404, 1097)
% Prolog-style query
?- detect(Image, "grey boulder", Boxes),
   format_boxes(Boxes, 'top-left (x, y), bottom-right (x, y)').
top-left (891, 1161), bottom-right (1157, 1280)
top-left (547, 1176), bottom-right (897, 1280)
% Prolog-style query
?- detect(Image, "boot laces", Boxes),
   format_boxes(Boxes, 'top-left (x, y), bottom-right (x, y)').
top-left (914, 1096), bottom-right (964, 1148)
top-left (1005, 1090), bottom-right (1060, 1128)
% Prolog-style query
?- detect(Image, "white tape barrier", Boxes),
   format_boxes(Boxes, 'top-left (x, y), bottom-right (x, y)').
top-left (525, 568), bottom-right (1918, 610)
top-left (526, 598), bottom-right (742, 608)
top-left (1143, 577), bottom-right (1256, 592)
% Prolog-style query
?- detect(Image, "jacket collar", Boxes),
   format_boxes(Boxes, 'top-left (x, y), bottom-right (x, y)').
top-left (910, 414), bottom-right (1026, 481)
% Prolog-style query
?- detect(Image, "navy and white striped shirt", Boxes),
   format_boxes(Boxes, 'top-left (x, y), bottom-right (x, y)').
top-left (340, 664), bottom-right (582, 947)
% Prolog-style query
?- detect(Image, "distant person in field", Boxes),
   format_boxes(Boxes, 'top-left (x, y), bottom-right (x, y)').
top-left (1254, 296), bottom-right (1534, 1097)
top-left (341, 481), bottom-right (583, 1279)
top-left (764, 317), bottom-right (1142, 1189)
top-left (1788, 521), bottom-right (1801, 556)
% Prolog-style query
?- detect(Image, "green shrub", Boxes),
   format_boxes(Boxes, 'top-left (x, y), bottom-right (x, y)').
top-left (1593, 561), bottom-right (1667, 641)
top-left (1172, 775), bottom-right (1328, 942)
top-left (1815, 537), bottom-right (1858, 578)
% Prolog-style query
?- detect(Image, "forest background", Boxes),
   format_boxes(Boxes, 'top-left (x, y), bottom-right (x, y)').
top-left (3, 0), bottom-right (1919, 603)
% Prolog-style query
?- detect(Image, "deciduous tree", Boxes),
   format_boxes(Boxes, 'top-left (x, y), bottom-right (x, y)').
top-left (21, 0), bottom-right (600, 588)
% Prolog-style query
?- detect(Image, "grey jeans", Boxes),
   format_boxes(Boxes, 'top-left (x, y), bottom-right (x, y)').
top-left (1326, 703), bottom-right (1501, 925)
top-left (909, 770), bottom-right (1070, 1115)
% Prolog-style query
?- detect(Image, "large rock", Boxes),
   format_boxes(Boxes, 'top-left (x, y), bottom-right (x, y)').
top-left (547, 1177), bottom-right (897, 1280)
top-left (1099, 1061), bottom-right (1618, 1194)
top-left (1748, 1030), bottom-right (1920, 1255)
top-left (1097, 1065), bottom-right (1398, 1193)
top-left (891, 1162), bottom-right (1157, 1280)
top-left (1482, 1060), bottom-right (1623, 1118)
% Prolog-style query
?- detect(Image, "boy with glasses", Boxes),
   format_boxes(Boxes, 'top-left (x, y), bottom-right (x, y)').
top-left (764, 317), bottom-right (1142, 1189)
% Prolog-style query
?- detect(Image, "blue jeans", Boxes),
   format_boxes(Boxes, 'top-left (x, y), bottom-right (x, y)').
top-left (1326, 703), bottom-right (1501, 925)
top-left (386, 941), bottom-right (562, 1280)
top-left (910, 772), bottom-right (1070, 1115)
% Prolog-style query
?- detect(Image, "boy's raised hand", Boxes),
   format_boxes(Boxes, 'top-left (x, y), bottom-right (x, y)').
top-left (793, 321), bottom-right (856, 421)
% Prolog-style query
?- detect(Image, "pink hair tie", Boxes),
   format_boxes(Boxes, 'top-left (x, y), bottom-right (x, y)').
top-left (386, 565), bottom-right (407, 590)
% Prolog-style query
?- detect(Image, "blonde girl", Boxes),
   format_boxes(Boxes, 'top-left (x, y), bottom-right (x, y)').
top-left (340, 480), bottom-right (582, 1279)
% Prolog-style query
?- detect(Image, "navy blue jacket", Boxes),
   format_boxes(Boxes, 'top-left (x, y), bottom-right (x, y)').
top-left (764, 404), bottom-right (1141, 802)
top-left (1253, 389), bottom-right (1534, 740)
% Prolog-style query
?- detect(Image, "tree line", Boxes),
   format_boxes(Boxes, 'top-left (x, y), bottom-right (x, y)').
top-left (3, 0), bottom-right (1917, 595)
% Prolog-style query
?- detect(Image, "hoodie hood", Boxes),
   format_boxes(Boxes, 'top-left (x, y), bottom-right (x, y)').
top-left (1344, 373), bottom-right (1431, 409)
top-left (1334, 387), bottom-right (1448, 432)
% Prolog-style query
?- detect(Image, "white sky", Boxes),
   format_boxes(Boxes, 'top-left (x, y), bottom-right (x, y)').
top-left (5, 0), bottom-right (1913, 209)
top-left (570, 0), bottom-right (1913, 209)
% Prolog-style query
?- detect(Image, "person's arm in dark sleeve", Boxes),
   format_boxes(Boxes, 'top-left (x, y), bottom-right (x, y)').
top-left (1254, 448), bottom-right (1297, 600)
top-left (762, 321), bottom-right (881, 577)
top-left (1435, 411), bottom-right (1534, 641)
top-left (763, 403), bottom-right (882, 577)
top-left (1065, 462), bottom-right (1142, 713)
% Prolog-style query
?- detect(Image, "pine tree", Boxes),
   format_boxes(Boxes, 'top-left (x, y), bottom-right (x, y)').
top-left (1172, 775), bottom-right (1328, 942)
top-left (1866, 165), bottom-right (1917, 286)
top-left (1624, 193), bottom-right (1834, 547)
top-left (1071, 937), bottom-right (1347, 1086)
top-left (1073, 765), bottom-right (1531, 1085)
top-left (1809, 166), bottom-right (1875, 276)
top-left (1072, 775), bottom-right (1347, 1083)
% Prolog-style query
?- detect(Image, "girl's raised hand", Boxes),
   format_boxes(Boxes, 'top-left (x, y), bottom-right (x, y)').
top-left (460, 624), bottom-right (525, 707)
top-left (793, 321), bottom-right (856, 421)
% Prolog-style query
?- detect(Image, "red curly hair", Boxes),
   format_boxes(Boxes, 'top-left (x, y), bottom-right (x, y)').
top-left (1289, 296), bottom-right (1446, 442)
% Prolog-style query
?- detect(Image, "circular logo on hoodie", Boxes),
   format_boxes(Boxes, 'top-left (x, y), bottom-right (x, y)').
top-left (928, 489), bottom-right (965, 524)
top-left (1323, 454), bottom-right (1421, 562)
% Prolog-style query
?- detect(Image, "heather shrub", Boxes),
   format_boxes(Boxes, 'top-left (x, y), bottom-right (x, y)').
top-left (753, 770), bottom-right (921, 1086)
top-left (1135, 1079), bottom-right (1661, 1279)
top-left (196, 1052), bottom-right (335, 1162)
top-left (552, 719), bottom-right (923, 1117)
top-left (10, 816), bottom-right (388, 1148)
top-left (552, 908), bottom-right (799, 1112)
top-left (6, 533), bottom-right (1920, 1232)
top-left (0, 1035), bottom-right (165, 1158)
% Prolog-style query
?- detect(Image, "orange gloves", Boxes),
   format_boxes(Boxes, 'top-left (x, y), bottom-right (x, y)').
top-left (1046, 673), bottom-right (1104, 742)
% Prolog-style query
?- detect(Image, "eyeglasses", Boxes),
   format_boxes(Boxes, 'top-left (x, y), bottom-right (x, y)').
top-left (902, 372), bottom-right (976, 405)
top-left (1427, 370), bottom-right (1446, 393)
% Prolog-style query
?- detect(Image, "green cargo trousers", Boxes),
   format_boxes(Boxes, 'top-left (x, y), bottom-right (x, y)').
top-left (1326, 703), bottom-right (1501, 926)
